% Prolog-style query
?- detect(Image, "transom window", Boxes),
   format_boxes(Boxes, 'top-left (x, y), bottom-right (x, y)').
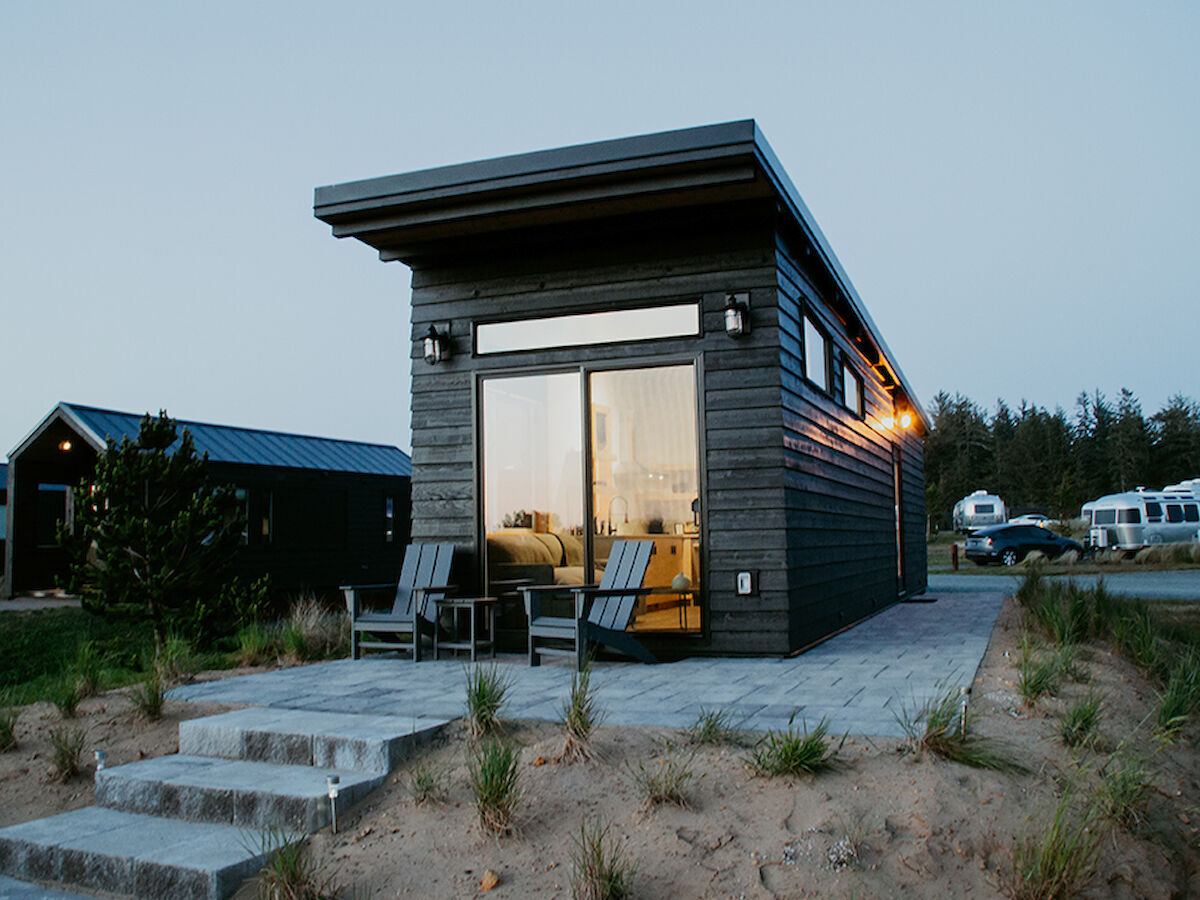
top-left (475, 303), bottom-right (699, 355)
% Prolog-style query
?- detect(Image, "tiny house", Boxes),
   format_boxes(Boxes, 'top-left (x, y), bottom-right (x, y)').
top-left (3, 403), bottom-right (412, 598)
top-left (315, 121), bottom-right (928, 657)
top-left (952, 490), bottom-right (1007, 533)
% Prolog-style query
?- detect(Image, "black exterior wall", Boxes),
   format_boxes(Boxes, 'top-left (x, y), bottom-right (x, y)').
top-left (316, 121), bottom-right (928, 657)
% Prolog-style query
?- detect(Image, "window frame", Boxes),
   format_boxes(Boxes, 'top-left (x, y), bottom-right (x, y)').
top-left (802, 314), bottom-right (830, 394)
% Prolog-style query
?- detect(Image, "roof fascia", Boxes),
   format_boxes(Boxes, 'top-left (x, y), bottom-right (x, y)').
top-left (8, 402), bottom-right (106, 460)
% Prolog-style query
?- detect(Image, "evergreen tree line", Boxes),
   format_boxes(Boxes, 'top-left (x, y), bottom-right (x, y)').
top-left (925, 389), bottom-right (1200, 528)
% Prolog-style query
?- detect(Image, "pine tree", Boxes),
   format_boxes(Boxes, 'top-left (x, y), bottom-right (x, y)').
top-left (62, 411), bottom-right (242, 649)
top-left (1110, 388), bottom-right (1151, 491)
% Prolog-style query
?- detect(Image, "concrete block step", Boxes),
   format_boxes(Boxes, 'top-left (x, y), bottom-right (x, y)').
top-left (0, 807), bottom-right (280, 900)
top-left (96, 755), bottom-right (382, 833)
top-left (179, 707), bottom-right (449, 774)
top-left (0, 874), bottom-right (100, 899)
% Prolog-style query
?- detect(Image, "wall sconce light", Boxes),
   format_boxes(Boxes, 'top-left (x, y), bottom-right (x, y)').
top-left (724, 293), bottom-right (750, 336)
top-left (58, 440), bottom-right (72, 452)
top-left (422, 324), bottom-right (450, 365)
top-left (880, 412), bottom-right (914, 432)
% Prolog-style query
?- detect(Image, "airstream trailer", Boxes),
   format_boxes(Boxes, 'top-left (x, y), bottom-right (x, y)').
top-left (1086, 489), bottom-right (1200, 551)
top-left (952, 490), bottom-right (1008, 532)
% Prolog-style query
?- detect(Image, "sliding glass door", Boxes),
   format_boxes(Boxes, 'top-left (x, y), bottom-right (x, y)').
top-left (481, 362), bottom-right (701, 634)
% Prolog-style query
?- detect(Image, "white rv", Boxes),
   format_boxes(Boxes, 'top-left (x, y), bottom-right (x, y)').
top-left (1085, 488), bottom-right (1200, 551)
top-left (952, 490), bottom-right (1007, 532)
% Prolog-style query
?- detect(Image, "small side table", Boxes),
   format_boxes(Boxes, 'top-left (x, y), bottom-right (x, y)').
top-left (432, 596), bottom-right (499, 661)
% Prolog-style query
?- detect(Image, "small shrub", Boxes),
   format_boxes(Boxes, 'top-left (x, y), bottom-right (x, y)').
top-left (237, 623), bottom-right (280, 667)
top-left (1112, 611), bottom-right (1160, 673)
top-left (407, 761), bottom-right (450, 805)
top-left (469, 738), bottom-right (522, 834)
top-left (1090, 579), bottom-right (1118, 633)
top-left (252, 828), bottom-right (333, 900)
top-left (571, 815), bottom-right (635, 900)
top-left (1059, 692), bottom-right (1103, 747)
top-left (897, 683), bottom-right (1026, 773)
top-left (749, 714), bottom-right (845, 776)
top-left (465, 663), bottom-right (511, 737)
top-left (561, 663), bottom-right (604, 762)
top-left (50, 674), bottom-right (81, 718)
top-left (129, 666), bottom-right (166, 720)
top-left (1097, 752), bottom-right (1149, 827)
top-left (686, 707), bottom-right (745, 746)
top-left (0, 691), bottom-right (18, 752)
top-left (49, 724), bottom-right (86, 782)
top-left (156, 633), bottom-right (199, 683)
top-left (627, 749), bottom-right (696, 809)
top-left (1010, 791), bottom-right (1104, 900)
top-left (1015, 568), bottom-right (1046, 608)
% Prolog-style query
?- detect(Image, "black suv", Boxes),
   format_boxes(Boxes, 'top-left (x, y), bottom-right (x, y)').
top-left (965, 524), bottom-right (1084, 567)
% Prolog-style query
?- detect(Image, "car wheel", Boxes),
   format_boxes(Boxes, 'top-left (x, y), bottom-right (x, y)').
top-left (1001, 549), bottom-right (1019, 567)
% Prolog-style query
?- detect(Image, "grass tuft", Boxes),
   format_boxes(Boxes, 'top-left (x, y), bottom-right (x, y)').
top-left (251, 828), bottom-right (333, 900)
top-left (49, 673), bottom-right (81, 719)
top-left (468, 738), bottom-right (522, 835)
top-left (1018, 639), bottom-right (1063, 704)
top-left (129, 666), bottom-right (166, 720)
top-left (0, 690), bottom-right (18, 752)
top-left (1010, 791), bottom-right (1104, 900)
top-left (72, 640), bottom-right (105, 698)
top-left (236, 623), bottom-right (281, 667)
top-left (570, 815), bottom-right (635, 900)
top-left (48, 724), bottom-right (86, 782)
top-left (465, 663), bottom-right (511, 737)
top-left (281, 595), bottom-right (349, 662)
top-left (407, 761), bottom-right (450, 806)
top-left (1154, 650), bottom-right (1200, 738)
top-left (1096, 751), bottom-right (1149, 827)
top-left (749, 714), bottom-right (846, 776)
top-left (897, 683), bottom-right (1026, 773)
top-left (1058, 691), bottom-right (1103, 747)
top-left (561, 662), bottom-right (604, 763)
top-left (685, 707), bottom-right (745, 746)
top-left (626, 748), bottom-right (696, 809)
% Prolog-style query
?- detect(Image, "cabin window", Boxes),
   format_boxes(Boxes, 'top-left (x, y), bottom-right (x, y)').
top-left (475, 303), bottom-right (699, 355)
top-left (1165, 504), bottom-right (1184, 523)
top-left (36, 483), bottom-right (69, 547)
top-left (234, 488), bottom-right (250, 546)
top-left (842, 364), bottom-right (863, 416)
top-left (803, 316), bottom-right (828, 391)
top-left (385, 496), bottom-right (395, 543)
top-left (974, 503), bottom-right (994, 514)
top-left (1094, 509), bottom-right (1117, 525)
top-left (1117, 508), bottom-right (1141, 524)
top-left (1144, 502), bottom-right (1162, 520)
top-left (1184, 504), bottom-right (1199, 522)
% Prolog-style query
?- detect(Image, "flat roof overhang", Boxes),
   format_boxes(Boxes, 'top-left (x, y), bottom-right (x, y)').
top-left (314, 120), bottom-right (928, 429)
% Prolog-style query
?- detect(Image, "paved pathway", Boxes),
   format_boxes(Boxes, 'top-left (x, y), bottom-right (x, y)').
top-left (172, 591), bottom-right (1004, 738)
top-left (930, 570), bottom-right (1200, 601)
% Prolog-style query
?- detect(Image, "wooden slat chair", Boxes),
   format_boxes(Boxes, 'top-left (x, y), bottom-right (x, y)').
top-left (341, 542), bottom-right (454, 660)
top-left (521, 540), bottom-right (658, 670)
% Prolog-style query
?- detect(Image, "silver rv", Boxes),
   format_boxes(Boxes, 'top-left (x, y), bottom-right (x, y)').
top-left (1085, 488), bottom-right (1200, 551)
top-left (952, 490), bottom-right (1007, 533)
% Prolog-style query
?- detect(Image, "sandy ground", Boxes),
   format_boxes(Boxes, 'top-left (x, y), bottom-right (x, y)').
top-left (3, 603), bottom-right (1198, 898)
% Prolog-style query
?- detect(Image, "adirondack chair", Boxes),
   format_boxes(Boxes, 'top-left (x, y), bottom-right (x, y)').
top-left (521, 540), bottom-right (658, 670)
top-left (341, 542), bottom-right (454, 660)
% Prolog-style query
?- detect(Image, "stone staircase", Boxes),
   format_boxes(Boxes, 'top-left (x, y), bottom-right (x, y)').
top-left (0, 708), bottom-right (449, 900)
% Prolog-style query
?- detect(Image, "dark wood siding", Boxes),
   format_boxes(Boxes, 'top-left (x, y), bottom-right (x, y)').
top-left (774, 232), bottom-right (925, 649)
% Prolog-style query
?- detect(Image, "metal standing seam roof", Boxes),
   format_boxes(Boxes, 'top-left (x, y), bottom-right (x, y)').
top-left (57, 404), bottom-right (411, 477)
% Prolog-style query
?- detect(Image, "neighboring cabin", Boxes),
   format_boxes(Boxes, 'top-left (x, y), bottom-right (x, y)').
top-left (3, 403), bottom-right (411, 599)
top-left (315, 120), bottom-right (927, 657)
top-left (0, 463), bottom-right (7, 579)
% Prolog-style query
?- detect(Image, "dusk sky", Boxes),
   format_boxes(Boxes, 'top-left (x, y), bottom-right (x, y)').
top-left (4, 2), bottom-right (1196, 455)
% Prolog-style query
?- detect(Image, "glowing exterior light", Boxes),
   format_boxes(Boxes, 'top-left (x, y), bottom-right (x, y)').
top-left (723, 292), bottom-right (750, 336)
top-left (59, 440), bottom-right (72, 452)
top-left (880, 416), bottom-right (895, 430)
top-left (899, 412), bottom-right (913, 429)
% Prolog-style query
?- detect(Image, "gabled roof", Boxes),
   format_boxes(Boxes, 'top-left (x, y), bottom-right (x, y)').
top-left (314, 119), bottom-right (927, 428)
top-left (11, 404), bottom-right (411, 477)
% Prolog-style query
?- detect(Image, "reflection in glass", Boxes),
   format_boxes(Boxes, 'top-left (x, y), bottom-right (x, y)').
top-left (482, 374), bottom-right (587, 608)
top-left (476, 304), bottom-right (699, 355)
top-left (590, 365), bottom-right (700, 633)
top-left (804, 317), bottom-right (827, 390)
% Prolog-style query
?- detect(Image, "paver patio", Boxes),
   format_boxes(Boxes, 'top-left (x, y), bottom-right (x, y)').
top-left (171, 591), bottom-right (1005, 737)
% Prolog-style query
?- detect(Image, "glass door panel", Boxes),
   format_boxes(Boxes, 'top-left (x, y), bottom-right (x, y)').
top-left (589, 365), bottom-right (701, 632)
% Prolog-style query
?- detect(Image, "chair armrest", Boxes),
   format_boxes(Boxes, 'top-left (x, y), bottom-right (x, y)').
top-left (412, 585), bottom-right (458, 619)
top-left (341, 583), bottom-right (396, 618)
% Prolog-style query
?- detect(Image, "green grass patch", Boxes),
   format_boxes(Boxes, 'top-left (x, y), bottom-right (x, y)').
top-left (561, 662), bottom-right (604, 763)
top-left (468, 738), bottom-right (522, 835)
top-left (749, 714), bottom-right (846, 776)
top-left (1010, 791), bottom-right (1104, 899)
top-left (626, 749), bottom-right (696, 809)
top-left (897, 683), bottom-right (1027, 773)
top-left (1059, 691), bottom-right (1104, 748)
top-left (571, 815), bottom-right (636, 900)
top-left (465, 663), bottom-right (511, 737)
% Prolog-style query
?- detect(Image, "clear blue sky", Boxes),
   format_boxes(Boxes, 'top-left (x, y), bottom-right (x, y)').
top-left (4, 2), bottom-right (1197, 455)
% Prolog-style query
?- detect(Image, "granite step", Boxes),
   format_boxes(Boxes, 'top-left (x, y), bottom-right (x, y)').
top-left (95, 755), bottom-right (382, 833)
top-left (179, 707), bottom-right (450, 773)
top-left (0, 807), bottom-right (278, 900)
